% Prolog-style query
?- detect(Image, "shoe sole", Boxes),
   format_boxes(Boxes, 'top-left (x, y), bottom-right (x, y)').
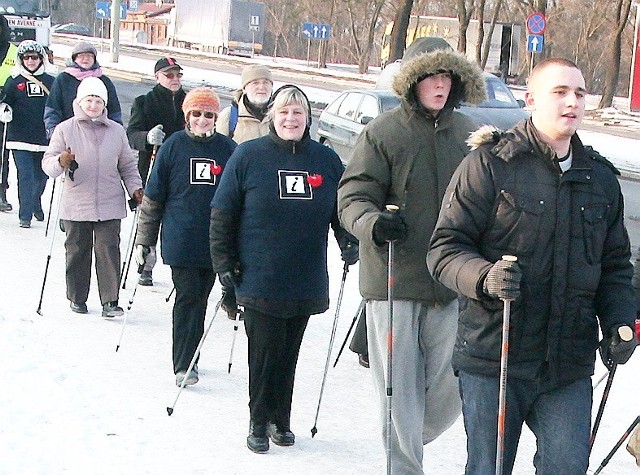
top-left (246, 441), bottom-right (269, 453)
top-left (175, 376), bottom-right (199, 386)
top-left (102, 309), bottom-right (124, 318)
top-left (71, 308), bottom-right (88, 314)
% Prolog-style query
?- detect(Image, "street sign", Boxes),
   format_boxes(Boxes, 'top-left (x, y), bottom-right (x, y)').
top-left (250, 15), bottom-right (260, 27)
top-left (129, 0), bottom-right (138, 12)
top-left (526, 12), bottom-right (546, 35)
top-left (96, 1), bottom-right (127, 20)
top-left (301, 22), bottom-right (331, 40)
top-left (527, 34), bottom-right (544, 53)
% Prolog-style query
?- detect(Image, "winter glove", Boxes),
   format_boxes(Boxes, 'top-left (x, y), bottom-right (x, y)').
top-left (340, 241), bottom-right (359, 266)
top-left (0, 103), bottom-right (13, 123)
top-left (599, 325), bottom-right (637, 369)
top-left (482, 258), bottom-right (522, 301)
top-left (134, 245), bottom-right (150, 268)
top-left (133, 188), bottom-right (144, 205)
top-left (146, 124), bottom-right (165, 146)
top-left (372, 210), bottom-right (408, 246)
top-left (219, 269), bottom-right (241, 290)
top-left (58, 148), bottom-right (75, 169)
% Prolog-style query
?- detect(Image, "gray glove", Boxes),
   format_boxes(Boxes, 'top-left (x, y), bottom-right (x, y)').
top-left (146, 124), bottom-right (165, 146)
top-left (134, 245), bottom-right (150, 267)
top-left (0, 103), bottom-right (13, 123)
top-left (483, 258), bottom-right (522, 301)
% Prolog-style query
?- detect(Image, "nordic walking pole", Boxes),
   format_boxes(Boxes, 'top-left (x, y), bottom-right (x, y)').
top-left (592, 415), bottom-right (640, 475)
top-left (590, 364), bottom-right (617, 451)
top-left (115, 249), bottom-right (149, 352)
top-left (385, 204), bottom-right (399, 475)
top-left (333, 299), bottom-right (366, 367)
top-left (44, 178), bottom-right (56, 237)
top-left (227, 295), bottom-right (241, 373)
top-left (120, 207), bottom-right (139, 284)
top-left (495, 254), bottom-right (518, 475)
top-left (121, 145), bottom-right (157, 289)
top-left (311, 261), bottom-right (349, 438)
top-left (36, 176), bottom-right (64, 315)
top-left (167, 291), bottom-right (226, 416)
top-left (165, 286), bottom-right (176, 303)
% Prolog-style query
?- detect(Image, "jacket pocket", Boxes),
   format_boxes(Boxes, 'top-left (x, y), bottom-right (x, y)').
top-left (485, 190), bottom-right (545, 256)
top-left (581, 204), bottom-right (609, 265)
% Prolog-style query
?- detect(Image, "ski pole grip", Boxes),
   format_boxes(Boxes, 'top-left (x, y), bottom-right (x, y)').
top-left (502, 255), bottom-right (517, 265)
top-left (617, 325), bottom-right (634, 343)
top-left (385, 204), bottom-right (399, 213)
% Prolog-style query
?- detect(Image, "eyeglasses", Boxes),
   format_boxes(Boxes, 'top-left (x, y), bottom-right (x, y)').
top-left (22, 54), bottom-right (41, 60)
top-left (191, 110), bottom-right (216, 119)
top-left (161, 72), bottom-right (183, 79)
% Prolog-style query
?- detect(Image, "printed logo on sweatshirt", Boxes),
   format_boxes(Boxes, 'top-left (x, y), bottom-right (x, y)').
top-left (278, 170), bottom-right (313, 200)
top-left (27, 82), bottom-right (45, 97)
top-left (190, 157), bottom-right (219, 186)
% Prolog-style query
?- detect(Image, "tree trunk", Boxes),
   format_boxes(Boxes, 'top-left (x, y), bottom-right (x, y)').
top-left (598, 0), bottom-right (631, 108)
top-left (319, 0), bottom-right (337, 68)
top-left (357, 0), bottom-right (385, 74)
top-left (388, 0), bottom-right (414, 65)
top-left (481, 0), bottom-right (502, 70)
top-left (456, 0), bottom-right (472, 54)
top-left (475, 0), bottom-right (486, 64)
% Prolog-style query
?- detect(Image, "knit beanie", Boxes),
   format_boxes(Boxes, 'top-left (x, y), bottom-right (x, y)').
top-left (76, 77), bottom-right (108, 105)
top-left (182, 87), bottom-right (221, 117)
top-left (241, 64), bottom-right (272, 89)
top-left (71, 41), bottom-right (97, 61)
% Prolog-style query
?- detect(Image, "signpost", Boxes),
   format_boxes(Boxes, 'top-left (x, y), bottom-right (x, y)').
top-left (96, 1), bottom-right (127, 54)
top-left (630, 2), bottom-right (640, 112)
top-left (301, 22), bottom-right (331, 67)
top-left (526, 12), bottom-right (546, 73)
top-left (249, 15), bottom-right (260, 58)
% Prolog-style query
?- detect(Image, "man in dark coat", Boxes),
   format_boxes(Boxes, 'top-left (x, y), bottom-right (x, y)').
top-left (428, 58), bottom-right (637, 474)
top-left (127, 57), bottom-right (186, 286)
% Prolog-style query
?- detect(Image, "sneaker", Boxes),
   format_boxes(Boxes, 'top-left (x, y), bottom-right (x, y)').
top-left (102, 301), bottom-right (124, 318)
top-left (358, 353), bottom-right (370, 368)
top-left (19, 220), bottom-right (31, 228)
top-left (266, 422), bottom-right (295, 446)
top-left (138, 270), bottom-right (153, 286)
top-left (33, 210), bottom-right (45, 221)
top-left (175, 365), bottom-right (199, 386)
top-left (247, 421), bottom-right (269, 453)
top-left (70, 301), bottom-right (88, 314)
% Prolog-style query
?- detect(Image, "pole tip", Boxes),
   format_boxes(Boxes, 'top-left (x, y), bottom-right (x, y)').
top-left (311, 427), bottom-right (317, 438)
top-left (166, 407), bottom-right (173, 416)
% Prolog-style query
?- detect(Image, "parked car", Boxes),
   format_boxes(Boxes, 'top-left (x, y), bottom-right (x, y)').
top-left (52, 23), bottom-right (91, 36)
top-left (317, 72), bottom-right (528, 162)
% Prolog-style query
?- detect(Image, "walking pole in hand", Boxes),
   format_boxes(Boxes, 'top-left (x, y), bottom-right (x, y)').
top-left (227, 300), bottom-right (241, 373)
top-left (385, 204), bottom-right (399, 475)
top-left (590, 364), bottom-right (617, 451)
top-left (333, 299), bottom-right (366, 367)
top-left (495, 255), bottom-right (518, 475)
top-left (36, 176), bottom-right (64, 315)
top-left (311, 261), bottom-right (350, 438)
top-left (44, 178), bottom-right (56, 237)
top-left (167, 291), bottom-right (226, 416)
top-left (592, 415), bottom-right (640, 475)
top-left (115, 248), bottom-right (149, 352)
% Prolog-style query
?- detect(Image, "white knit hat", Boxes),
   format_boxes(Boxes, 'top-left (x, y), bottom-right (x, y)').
top-left (76, 77), bottom-right (108, 105)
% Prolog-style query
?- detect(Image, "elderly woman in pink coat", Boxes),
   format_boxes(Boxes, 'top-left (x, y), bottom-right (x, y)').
top-left (43, 77), bottom-right (143, 318)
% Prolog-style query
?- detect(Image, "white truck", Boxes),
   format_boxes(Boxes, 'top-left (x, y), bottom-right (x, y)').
top-left (170, 0), bottom-right (266, 56)
top-left (0, 0), bottom-right (51, 49)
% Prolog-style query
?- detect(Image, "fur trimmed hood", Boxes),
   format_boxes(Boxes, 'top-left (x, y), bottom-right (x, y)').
top-left (392, 49), bottom-right (487, 107)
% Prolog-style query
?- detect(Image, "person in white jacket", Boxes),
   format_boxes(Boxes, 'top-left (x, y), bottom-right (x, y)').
top-left (42, 77), bottom-right (143, 318)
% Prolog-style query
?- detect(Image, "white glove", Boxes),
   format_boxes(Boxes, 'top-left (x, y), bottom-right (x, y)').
top-left (0, 103), bottom-right (13, 123)
top-left (134, 245), bottom-right (150, 267)
top-left (146, 124), bottom-right (165, 146)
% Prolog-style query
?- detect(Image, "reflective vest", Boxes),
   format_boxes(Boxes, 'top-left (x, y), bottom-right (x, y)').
top-left (0, 43), bottom-right (17, 88)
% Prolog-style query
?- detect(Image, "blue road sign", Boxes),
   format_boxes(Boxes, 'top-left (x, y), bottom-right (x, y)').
top-left (301, 22), bottom-right (331, 40)
top-left (96, 2), bottom-right (127, 20)
top-left (527, 34), bottom-right (544, 53)
top-left (526, 12), bottom-right (546, 35)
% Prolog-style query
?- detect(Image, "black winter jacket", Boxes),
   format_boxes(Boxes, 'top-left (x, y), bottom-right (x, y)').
top-left (428, 120), bottom-right (635, 387)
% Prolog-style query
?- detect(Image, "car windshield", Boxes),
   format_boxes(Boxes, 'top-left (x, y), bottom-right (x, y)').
top-left (0, 0), bottom-right (49, 16)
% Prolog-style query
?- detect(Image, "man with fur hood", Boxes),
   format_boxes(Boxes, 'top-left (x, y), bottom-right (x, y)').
top-left (338, 37), bottom-right (486, 474)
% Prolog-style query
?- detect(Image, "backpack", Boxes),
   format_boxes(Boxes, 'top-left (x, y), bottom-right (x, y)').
top-left (229, 103), bottom-right (238, 139)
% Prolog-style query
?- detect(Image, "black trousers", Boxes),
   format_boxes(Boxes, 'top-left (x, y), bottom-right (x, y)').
top-left (243, 308), bottom-right (310, 429)
top-left (171, 266), bottom-right (215, 374)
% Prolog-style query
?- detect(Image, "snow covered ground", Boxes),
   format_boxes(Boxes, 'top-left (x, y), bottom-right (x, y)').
top-left (1, 43), bottom-right (639, 475)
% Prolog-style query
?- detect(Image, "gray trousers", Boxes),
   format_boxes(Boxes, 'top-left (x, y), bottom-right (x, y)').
top-left (366, 299), bottom-right (460, 475)
top-left (64, 219), bottom-right (121, 305)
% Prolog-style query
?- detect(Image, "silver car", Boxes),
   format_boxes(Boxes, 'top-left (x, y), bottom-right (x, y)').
top-left (317, 73), bottom-right (528, 162)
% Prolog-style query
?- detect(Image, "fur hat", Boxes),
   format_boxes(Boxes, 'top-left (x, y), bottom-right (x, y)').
top-left (241, 64), bottom-right (272, 89)
top-left (182, 87), bottom-right (221, 116)
top-left (76, 77), bottom-right (108, 105)
top-left (154, 57), bottom-right (182, 74)
top-left (71, 41), bottom-right (97, 61)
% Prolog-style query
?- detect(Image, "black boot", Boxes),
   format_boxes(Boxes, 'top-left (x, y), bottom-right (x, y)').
top-left (266, 422), bottom-right (295, 446)
top-left (247, 420), bottom-right (269, 453)
top-left (0, 188), bottom-right (11, 212)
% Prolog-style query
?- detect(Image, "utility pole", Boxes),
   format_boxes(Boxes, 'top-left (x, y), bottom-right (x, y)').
top-left (110, 0), bottom-right (121, 62)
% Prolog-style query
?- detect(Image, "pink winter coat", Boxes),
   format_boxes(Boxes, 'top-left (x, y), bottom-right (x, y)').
top-left (43, 101), bottom-right (142, 222)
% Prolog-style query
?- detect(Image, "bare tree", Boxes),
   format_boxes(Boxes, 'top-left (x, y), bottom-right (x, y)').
top-left (345, 0), bottom-right (386, 73)
top-left (456, 0), bottom-right (474, 54)
top-left (388, 0), bottom-right (414, 64)
top-left (480, 0), bottom-right (503, 70)
top-left (598, 0), bottom-right (632, 107)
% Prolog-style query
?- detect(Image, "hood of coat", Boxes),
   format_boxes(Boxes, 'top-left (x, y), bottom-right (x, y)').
top-left (392, 48), bottom-right (486, 108)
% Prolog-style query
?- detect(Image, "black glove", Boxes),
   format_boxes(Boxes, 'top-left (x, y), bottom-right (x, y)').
top-left (372, 210), bottom-right (408, 245)
top-left (219, 269), bottom-right (241, 289)
top-left (482, 258), bottom-right (522, 301)
top-left (340, 241), bottom-right (359, 266)
top-left (599, 325), bottom-right (637, 369)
